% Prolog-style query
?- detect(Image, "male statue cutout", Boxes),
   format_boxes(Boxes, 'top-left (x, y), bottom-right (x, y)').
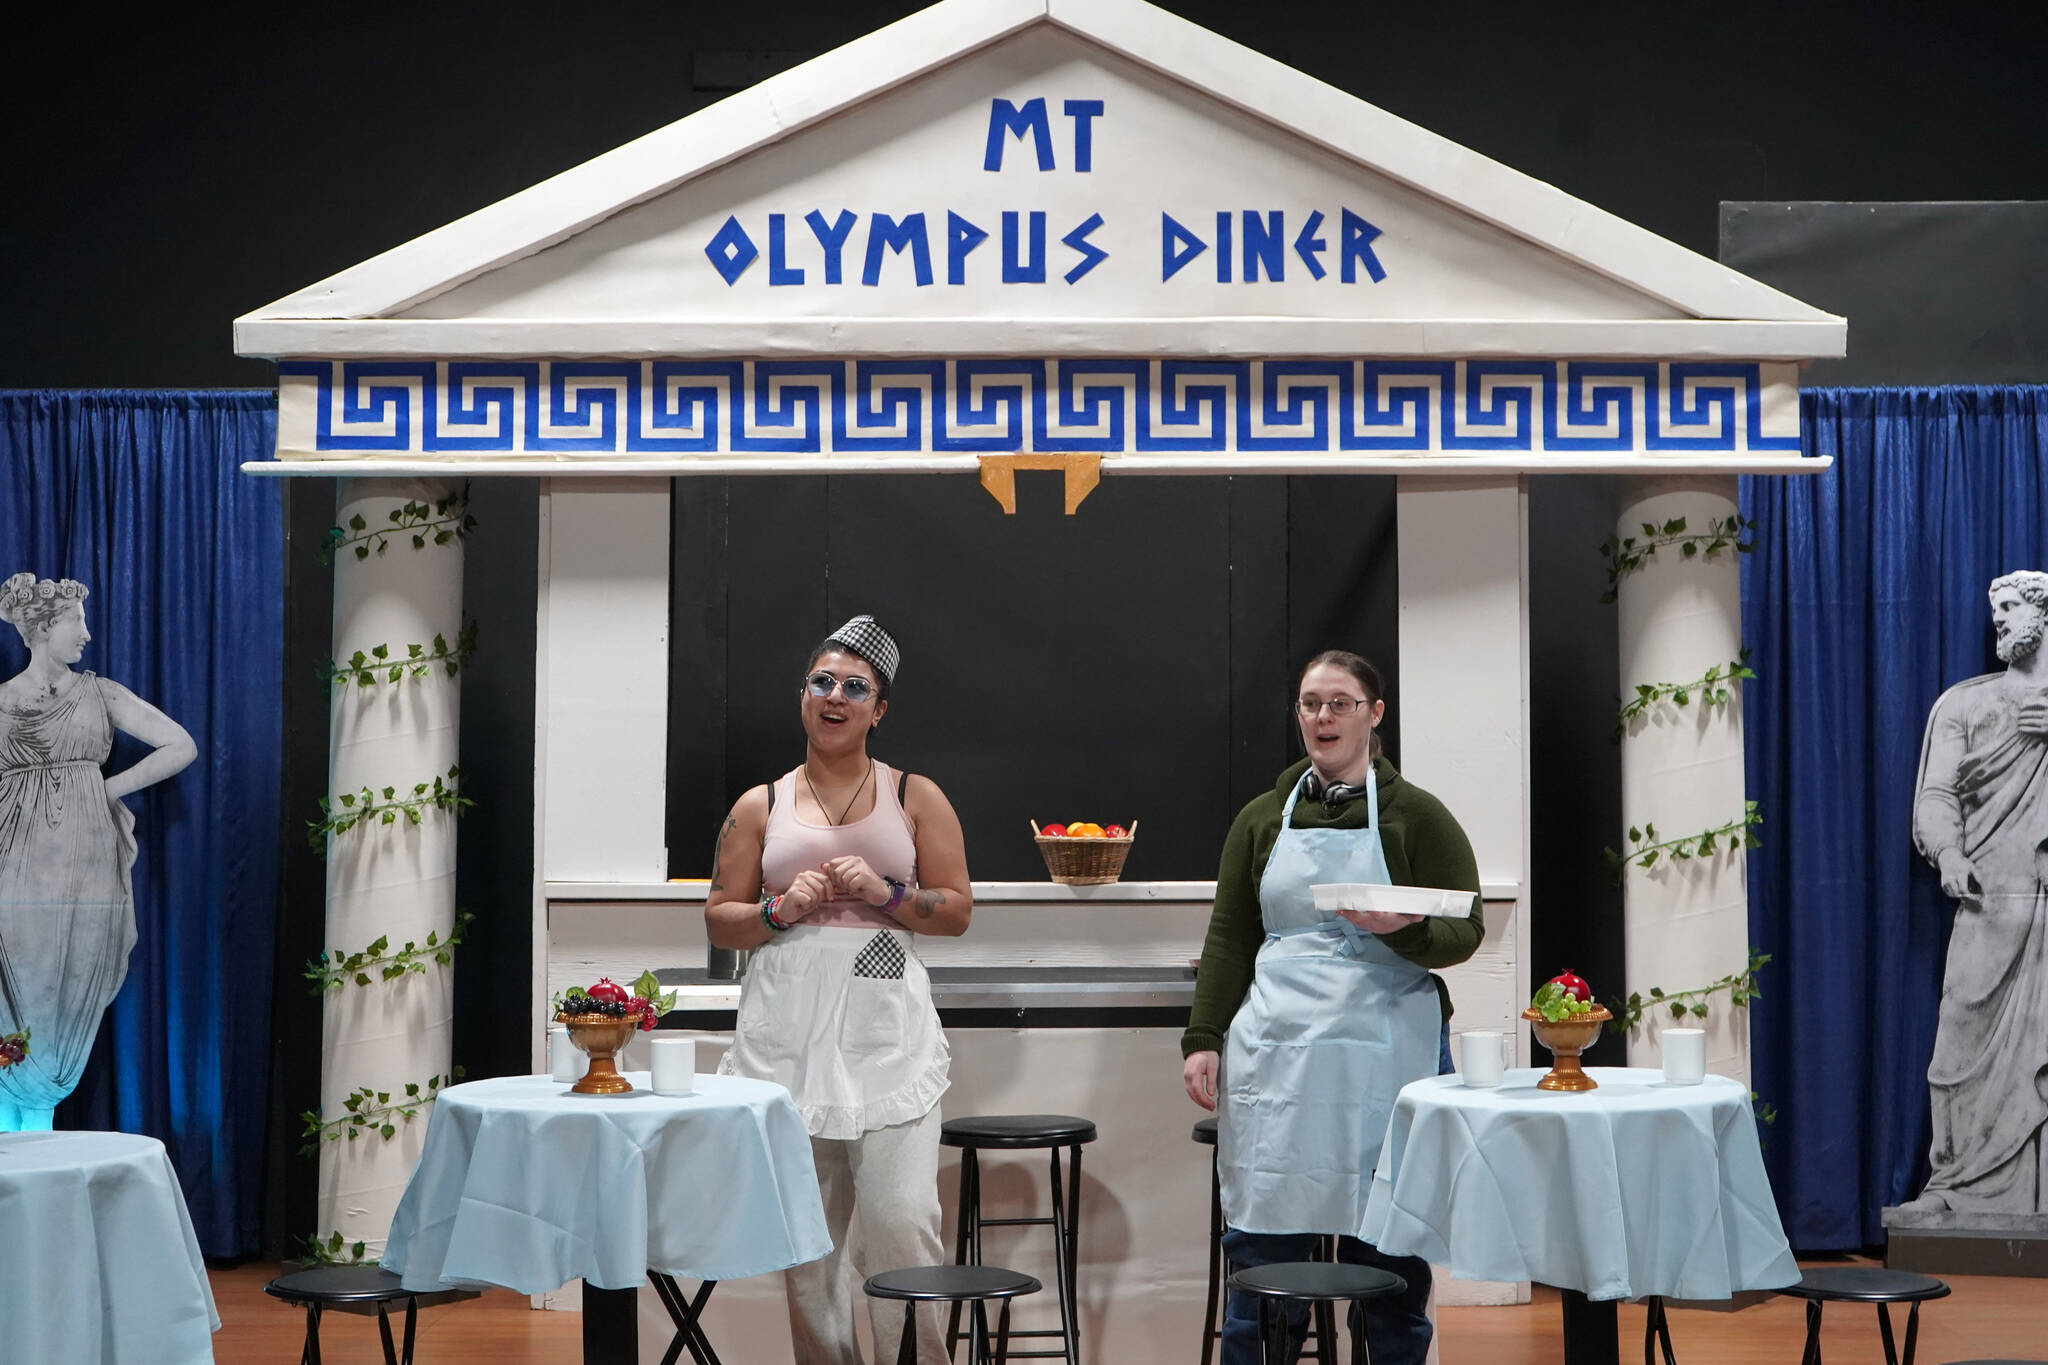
top-left (1908, 570), bottom-right (2048, 1213)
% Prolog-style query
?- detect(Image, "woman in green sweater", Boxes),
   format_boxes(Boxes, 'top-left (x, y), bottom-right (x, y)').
top-left (1182, 650), bottom-right (1481, 1365)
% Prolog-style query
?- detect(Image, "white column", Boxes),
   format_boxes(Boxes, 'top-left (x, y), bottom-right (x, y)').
top-left (1614, 477), bottom-right (1751, 1082)
top-left (320, 477), bottom-right (464, 1253)
top-left (1397, 475), bottom-right (1532, 1315)
top-left (538, 478), bottom-right (671, 887)
top-left (535, 478), bottom-right (671, 1076)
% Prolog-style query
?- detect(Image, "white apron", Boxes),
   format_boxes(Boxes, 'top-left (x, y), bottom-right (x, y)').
top-left (1218, 772), bottom-right (1440, 1235)
top-left (720, 923), bottom-right (950, 1140)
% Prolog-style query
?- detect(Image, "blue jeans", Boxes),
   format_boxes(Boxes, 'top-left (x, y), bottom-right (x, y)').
top-left (1220, 1023), bottom-right (1452, 1365)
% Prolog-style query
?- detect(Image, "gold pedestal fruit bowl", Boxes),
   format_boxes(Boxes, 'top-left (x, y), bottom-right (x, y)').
top-left (1521, 1005), bottom-right (1613, 1092)
top-left (558, 1014), bottom-right (638, 1094)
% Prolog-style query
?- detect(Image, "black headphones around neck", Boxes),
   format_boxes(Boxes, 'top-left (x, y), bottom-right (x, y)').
top-left (1303, 770), bottom-right (1373, 809)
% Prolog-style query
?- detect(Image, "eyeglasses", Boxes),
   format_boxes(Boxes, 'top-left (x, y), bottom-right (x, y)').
top-left (805, 671), bottom-right (875, 703)
top-left (1294, 697), bottom-right (1367, 717)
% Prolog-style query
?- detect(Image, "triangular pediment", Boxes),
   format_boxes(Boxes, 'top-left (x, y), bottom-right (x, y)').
top-left (237, 0), bottom-right (1839, 362)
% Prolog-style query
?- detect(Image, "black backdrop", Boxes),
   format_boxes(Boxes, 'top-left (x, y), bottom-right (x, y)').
top-left (667, 473), bottom-right (1397, 882)
top-left (6, 1), bottom-right (2046, 1255)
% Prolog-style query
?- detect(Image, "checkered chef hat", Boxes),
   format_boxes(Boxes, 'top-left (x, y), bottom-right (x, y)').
top-left (827, 614), bottom-right (900, 684)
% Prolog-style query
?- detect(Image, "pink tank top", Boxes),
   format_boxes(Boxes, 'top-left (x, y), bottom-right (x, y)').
top-left (761, 761), bottom-right (919, 930)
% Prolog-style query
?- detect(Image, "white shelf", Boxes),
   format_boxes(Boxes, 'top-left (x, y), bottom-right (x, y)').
top-left (546, 879), bottom-right (1524, 903)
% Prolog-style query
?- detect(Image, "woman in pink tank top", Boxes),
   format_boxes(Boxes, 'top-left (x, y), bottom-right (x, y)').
top-left (706, 615), bottom-right (971, 1365)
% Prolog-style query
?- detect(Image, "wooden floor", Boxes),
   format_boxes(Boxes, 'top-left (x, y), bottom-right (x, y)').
top-left (210, 1258), bottom-right (2045, 1363)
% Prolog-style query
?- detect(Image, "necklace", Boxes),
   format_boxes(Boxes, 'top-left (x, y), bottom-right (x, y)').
top-left (804, 757), bottom-right (873, 826)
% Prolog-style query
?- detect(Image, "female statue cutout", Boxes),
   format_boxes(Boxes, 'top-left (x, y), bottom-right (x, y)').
top-left (0, 574), bottom-right (195, 1131)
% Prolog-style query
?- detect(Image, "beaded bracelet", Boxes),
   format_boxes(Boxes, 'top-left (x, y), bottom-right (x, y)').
top-left (760, 893), bottom-right (793, 933)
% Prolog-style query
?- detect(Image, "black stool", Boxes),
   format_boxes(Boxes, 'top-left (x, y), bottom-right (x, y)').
top-left (1226, 1262), bottom-right (1406, 1365)
top-left (943, 1114), bottom-right (1096, 1364)
top-left (867, 1265), bottom-right (1042, 1365)
top-left (1193, 1117), bottom-right (1338, 1365)
top-left (1642, 1295), bottom-right (1675, 1365)
top-left (1781, 1267), bottom-right (1950, 1365)
top-left (264, 1265), bottom-right (476, 1365)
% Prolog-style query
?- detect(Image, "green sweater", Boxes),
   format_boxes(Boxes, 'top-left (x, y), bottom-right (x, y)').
top-left (1180, 756), bottom-right (1483, 1058)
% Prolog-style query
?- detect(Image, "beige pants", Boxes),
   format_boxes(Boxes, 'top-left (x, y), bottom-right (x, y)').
top-left (787, 1105), bottom-right (951, 1365)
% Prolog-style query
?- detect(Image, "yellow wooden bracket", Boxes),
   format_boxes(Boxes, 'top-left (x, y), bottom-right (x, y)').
top-left (977, 453), bottom-right (1103, 515)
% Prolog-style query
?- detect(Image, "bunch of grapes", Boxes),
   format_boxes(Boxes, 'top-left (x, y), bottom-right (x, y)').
top-left (1529, 981), bottom-right (1596, 1023)
top-left (629, 997), bottom-right (660, 1032)
top-left (560, 991), bottom-right (631, 1019)
top-left (0, 1028), bottom-right (27, 1068)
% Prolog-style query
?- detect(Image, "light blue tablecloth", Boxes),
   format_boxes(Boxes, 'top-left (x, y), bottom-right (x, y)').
top-left (383, 1072), bottom-right (831, 1293)
top-left (0, 1131), bottom-right (220, 1365)
top-left (1361, 1067), bottom-right (1798, 1302)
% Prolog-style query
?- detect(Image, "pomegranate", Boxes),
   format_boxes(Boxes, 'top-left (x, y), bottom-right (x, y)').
top-left (1547, 968), bottom-right (1591, 1002)
top-left (588, 977), bottom-right (629, 1005)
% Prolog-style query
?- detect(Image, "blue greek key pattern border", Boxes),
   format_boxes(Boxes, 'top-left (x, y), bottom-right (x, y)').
top-left (276, 359), bottom-right (1801, 457)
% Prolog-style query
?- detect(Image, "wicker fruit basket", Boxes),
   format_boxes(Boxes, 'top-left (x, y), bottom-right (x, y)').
top-left (1031, 819), bottom-right (1137, 886)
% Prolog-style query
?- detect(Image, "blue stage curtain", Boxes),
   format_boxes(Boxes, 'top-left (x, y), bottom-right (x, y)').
top-left (0, 390), bottom-right (281, 1257)
top-left (1741, 385), bottom-right (2048, 1249)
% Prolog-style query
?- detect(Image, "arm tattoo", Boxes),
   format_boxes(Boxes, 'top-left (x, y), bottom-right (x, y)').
top-left (909, 889), bottom-right (944, 920)
top-left (709, 814), bottom-right (737, 892)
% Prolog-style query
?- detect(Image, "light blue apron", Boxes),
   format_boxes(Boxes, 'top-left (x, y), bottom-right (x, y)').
top-left (1218, 771), bottom-right (1440, 1236)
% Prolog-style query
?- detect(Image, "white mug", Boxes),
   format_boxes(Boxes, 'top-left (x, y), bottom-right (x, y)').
top-left (1661, 1028), bottom-right (1706, 1085)
top-left (1457, 1029), bottom-right (1511, 1087)
top-left (650, 1036), bottom-right (697, 1097)
top-left (549, 1026), bottom-right (581, 1084)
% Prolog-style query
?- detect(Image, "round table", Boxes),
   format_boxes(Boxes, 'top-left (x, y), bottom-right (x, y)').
top-left (1361, 1067), bottom-right (1798, 1364)
top-left (0, 1131), bottom-right (221, 1365)
top-left (382, 1072), bottom-right (831, 1362)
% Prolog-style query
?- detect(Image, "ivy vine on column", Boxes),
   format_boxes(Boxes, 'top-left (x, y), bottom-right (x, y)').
top-left (1604, 509), bottom-right (1769, 1037)
top-left (301, 483), bottom-right (480, 1248)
